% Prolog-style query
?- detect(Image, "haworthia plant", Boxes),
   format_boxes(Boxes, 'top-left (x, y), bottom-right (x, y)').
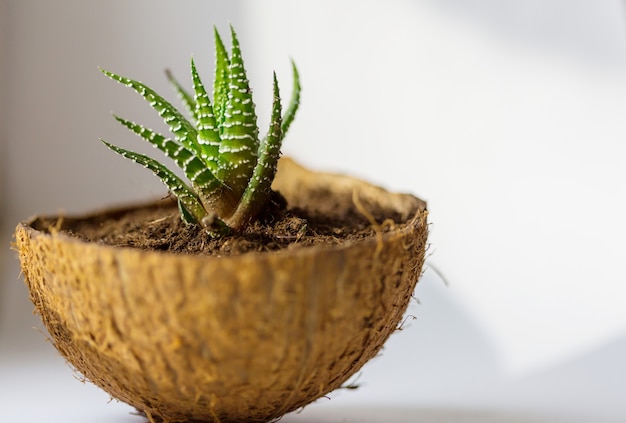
top-left (100, 25), bottom-right (301, 235)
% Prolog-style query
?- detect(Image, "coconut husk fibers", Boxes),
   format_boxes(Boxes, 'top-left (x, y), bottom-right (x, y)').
top-left (15, 158), bottom-right (428, 423)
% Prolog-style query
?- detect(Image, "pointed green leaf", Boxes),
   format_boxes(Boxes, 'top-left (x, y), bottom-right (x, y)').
top-left (100, 68), bottom-right (201, 158)
top-left (165, 68), bottom-right (197, 122)
top-left (178, 197), bottom-right (198, 225)
top-left (228, 73), bottom-right (283, 229)
top-left (101, 140), bottom-right (207, 223)
top-left (190, 57), bottom-right (221, 171)
top-left (112, 115), bottom-right (221, 200)
top-left (213, 26), bottom-right (230, 125)
top-left (217, 25), bottom-right (259, 195)
top-left (281, 59), bottom-right (301, 136)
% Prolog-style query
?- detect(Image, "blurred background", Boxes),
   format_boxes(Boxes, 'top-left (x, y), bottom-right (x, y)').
top-left (1, 1), bottom-right (625, 421)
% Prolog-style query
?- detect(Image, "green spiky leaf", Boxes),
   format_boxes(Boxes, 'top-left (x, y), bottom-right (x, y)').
top-left (282, 60), bottom-right (301, 135)
top-left (100, 68), bottom-right (202, 157)
top-left (178, 197), bottom-right (198, 225)
top-left (190, 57), bottom-right (221, 172)
top-left (213, 26), bottom-right (230, 125)
top-left (112, 115), bottom-right (223, 205)
top-left (217, 26), bottom-right (259, 195)
top-left (228, 72), bottom-right (283, 228)
top-left (166, 68), bottom-right (197, 122)
top-left (101, 140), bottom-right (208, 224)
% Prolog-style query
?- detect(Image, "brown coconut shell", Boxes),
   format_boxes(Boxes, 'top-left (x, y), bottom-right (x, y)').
top-left (15, 158), bottom-right (428, 423)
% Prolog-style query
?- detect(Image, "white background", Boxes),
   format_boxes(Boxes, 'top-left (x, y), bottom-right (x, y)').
top-left (2, 1), bottom-right (625, 421)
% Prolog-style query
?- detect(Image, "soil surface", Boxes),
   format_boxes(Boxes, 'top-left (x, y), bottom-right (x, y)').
top-left (36, 191), bottom-right (406, 257)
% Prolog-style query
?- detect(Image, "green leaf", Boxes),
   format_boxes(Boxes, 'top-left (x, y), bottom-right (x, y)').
top-left (217, 25), bottom-right (259, 195)
top-left (100, 68), bottom-right (202, 158)
top-left (213, 26), bottom-right (230, 125)
top-left (112, 115), bottom-right (221, 201)
top-left (190, 57), bottom-right (221, 172)
top-left (228, 73), bottom-right (283, 229)
top-left (101, 139), bottom-right (207, 224)
top-left (281, 59), bottom-right (301, 136)
top-left (165, 68), bottom-right (197, 122)
top-left (178, 197), bottom-right (198, 225)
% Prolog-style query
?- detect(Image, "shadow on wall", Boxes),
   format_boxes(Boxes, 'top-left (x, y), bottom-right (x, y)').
top-left (319, 268), bottom-right (502, 405)
top-left (486, 334), bottom-right (626, 420)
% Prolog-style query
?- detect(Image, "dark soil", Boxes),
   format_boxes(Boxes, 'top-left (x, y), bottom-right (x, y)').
top-left (37, 191), bottom-right (406, 257)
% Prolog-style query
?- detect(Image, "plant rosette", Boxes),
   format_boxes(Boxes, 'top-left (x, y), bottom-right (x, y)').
top-left (14, 26), bottom-right (429, 423)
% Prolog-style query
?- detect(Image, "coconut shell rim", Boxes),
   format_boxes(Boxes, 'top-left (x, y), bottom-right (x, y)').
top-left (16, 197), bottom-right (427, 263)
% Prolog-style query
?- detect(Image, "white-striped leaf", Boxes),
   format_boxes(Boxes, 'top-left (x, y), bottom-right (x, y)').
top-left (101, 68), bottom-right (202, 159)
top-left (281, 60), bottom-right (301, 136)
top-left (190, 57), bottom-right (221, 172)
top-left (213, 26), bottom-right (230, 126)
top-left (101, 140), bottom-right (208, 224)
top-left (217, 25), bottom-right (259, 196)
top-left (165, 69), bottom-right (197, 122)
top-left (228, 73), bottom-right (283, 229)
top-left (112, 115), bottom-right (222, 205)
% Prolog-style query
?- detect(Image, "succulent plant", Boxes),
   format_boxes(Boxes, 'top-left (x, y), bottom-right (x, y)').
top-left (100, 25), bottom-right (300, 235)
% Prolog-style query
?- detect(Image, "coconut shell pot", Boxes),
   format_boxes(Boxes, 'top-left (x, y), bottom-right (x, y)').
top-left (15, 158), bottom-right (428, 423)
